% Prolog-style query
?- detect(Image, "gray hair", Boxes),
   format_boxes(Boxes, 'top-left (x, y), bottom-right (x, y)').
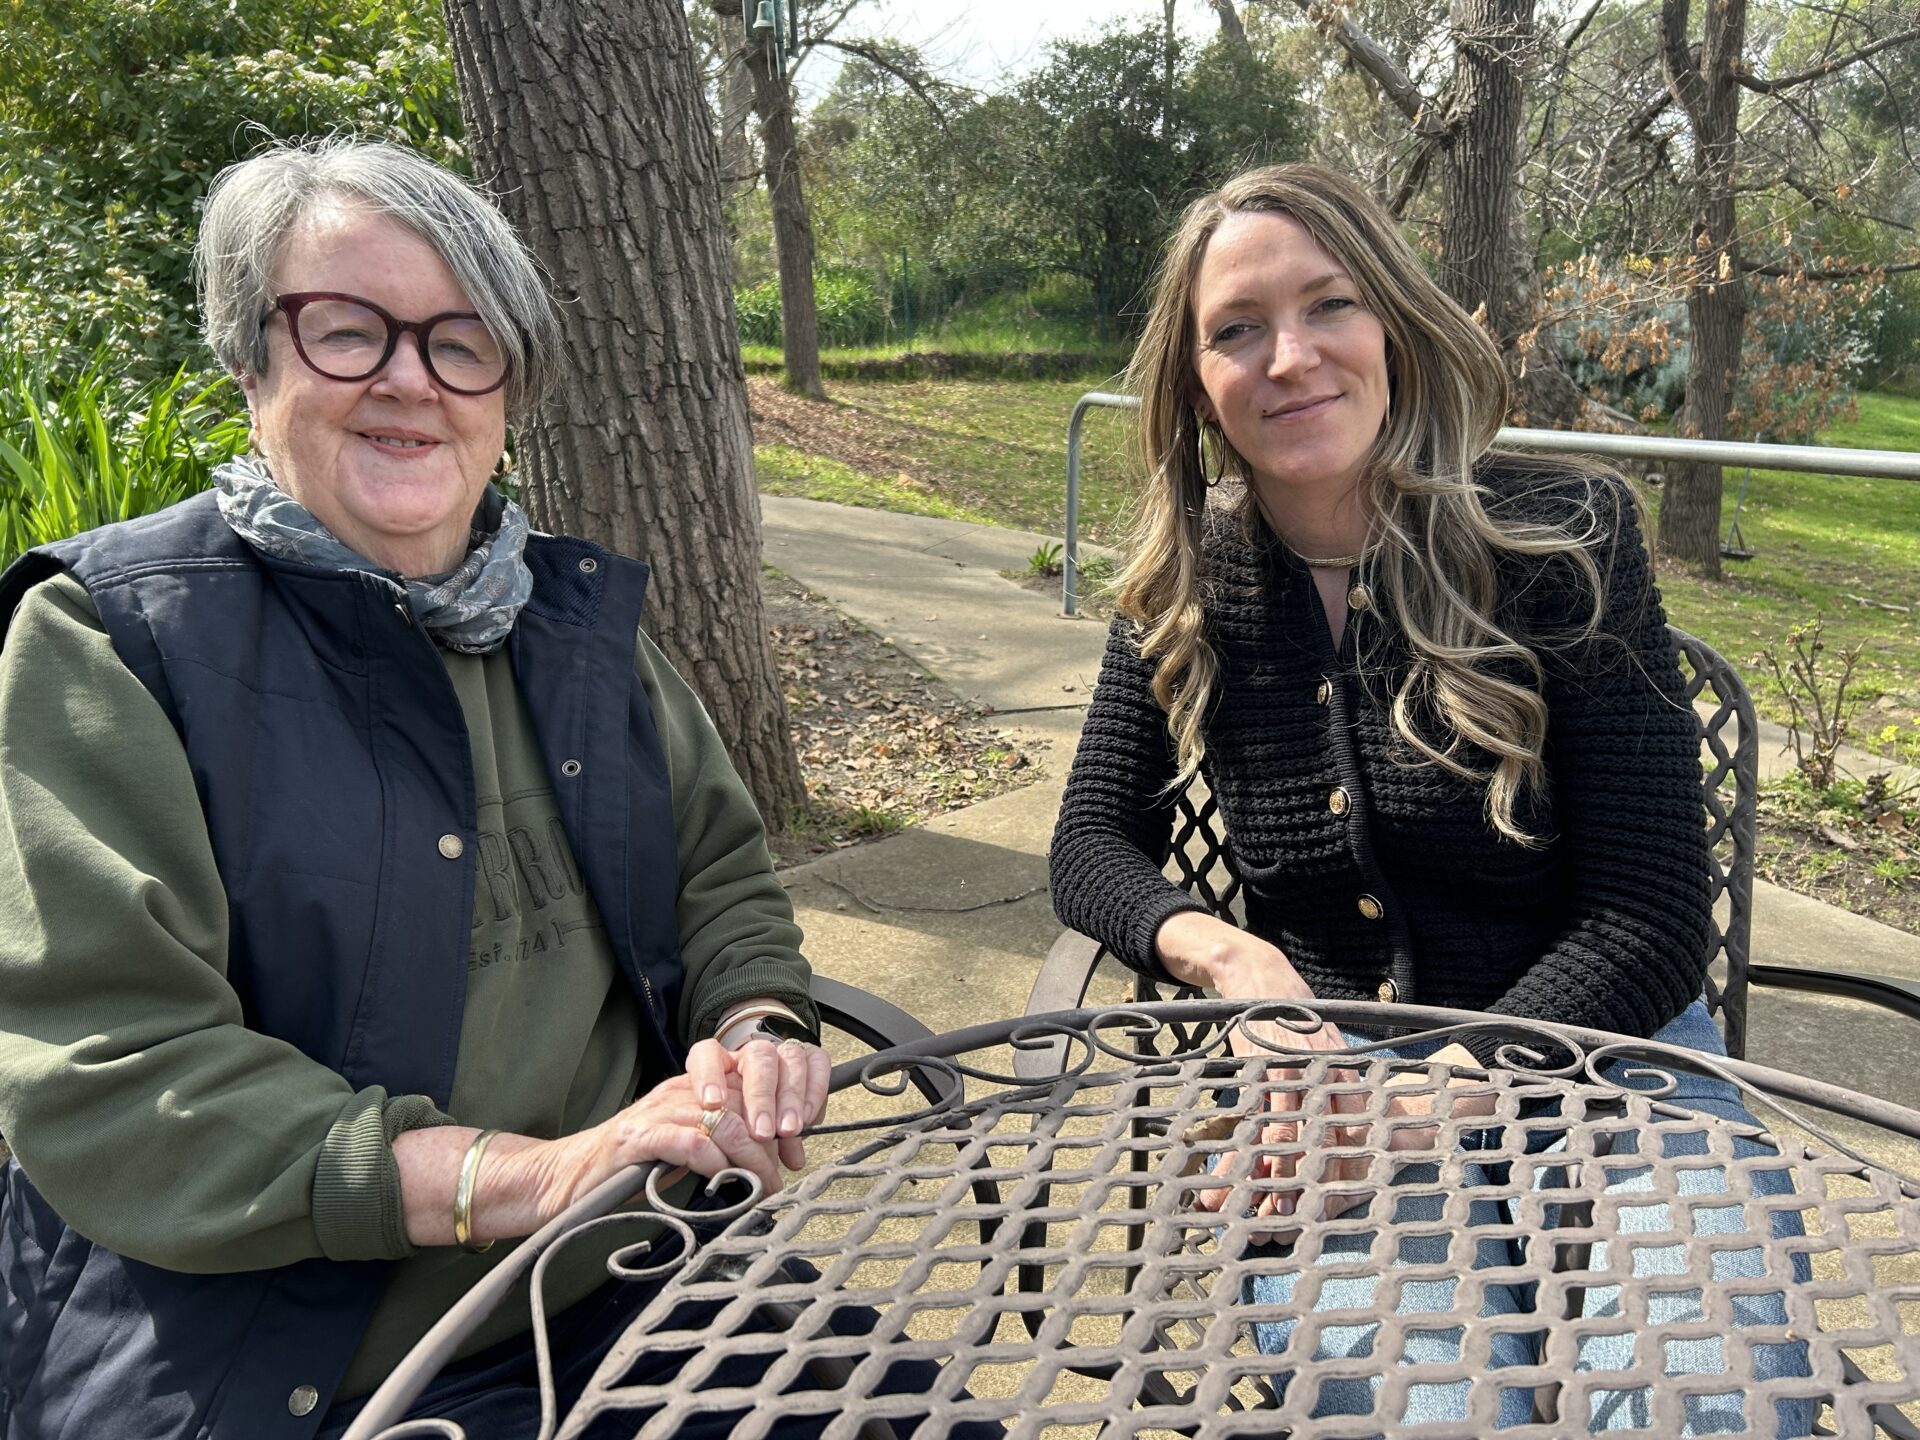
top-left (196, 138), bottom-right (560, 416)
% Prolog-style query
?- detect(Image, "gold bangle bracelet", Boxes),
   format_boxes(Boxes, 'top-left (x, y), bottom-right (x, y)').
top-left (453, 1128), bottom-right (500, 1254)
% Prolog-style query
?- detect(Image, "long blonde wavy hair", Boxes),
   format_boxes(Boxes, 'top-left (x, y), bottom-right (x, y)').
top-left (1116, 163), bottom-right (1615, 845)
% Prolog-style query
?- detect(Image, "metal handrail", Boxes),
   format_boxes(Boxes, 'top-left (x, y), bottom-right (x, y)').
top-left (1063, 392), bottom-right (1140, 616)
top-left (1061, 391), bottom-right (1920, 616)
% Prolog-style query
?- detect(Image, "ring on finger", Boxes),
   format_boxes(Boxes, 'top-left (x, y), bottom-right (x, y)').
top-left (698, 1107), bottom-right (727, 1138)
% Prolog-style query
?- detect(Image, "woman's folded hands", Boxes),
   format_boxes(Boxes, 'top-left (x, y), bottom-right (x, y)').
top-left (1151, 913), bottom-right (1497, 1233)
top-left (1192, 1038), bottom-right (1499, 1236)
top-left (396, 1036), bottom-right (831, 1249)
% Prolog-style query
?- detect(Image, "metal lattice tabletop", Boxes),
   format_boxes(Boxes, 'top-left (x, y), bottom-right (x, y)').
top-left (350, 1001), bottom-right (1920, 1439)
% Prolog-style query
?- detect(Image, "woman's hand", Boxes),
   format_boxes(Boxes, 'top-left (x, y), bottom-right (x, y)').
top-left (686, 1034), bottom-right (831, 1171)
top-left (1194, 1031), bottom-right (1369, 1236)
top-left (1155, 912), bottom-right (1360, 1232)
top-left (1376, 1041), bottom-right (1498, 1151)
top-left (1153, 912), bottom-right (1339, 1042)
top-left (397, 1067), bottom-right (806, 1248)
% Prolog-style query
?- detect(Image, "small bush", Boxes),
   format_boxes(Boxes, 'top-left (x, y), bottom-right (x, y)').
top-left (735, 267), bottom-right (888, 349)
top-left (734, 278), bottom-right (784, 347)
top-left (1757, 618), bottom-right (1865, 790)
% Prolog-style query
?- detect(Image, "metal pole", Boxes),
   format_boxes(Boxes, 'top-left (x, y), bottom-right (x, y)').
top-left (1061, 395), bottom-right (1920, 619)
top-left (1064, 392), bottom-right (1140, 616)
top-left (1493, 427), bottom-right (1920, 481)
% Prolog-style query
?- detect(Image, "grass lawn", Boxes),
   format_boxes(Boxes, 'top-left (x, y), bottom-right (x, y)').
top-left (1651, 392), bottom-right (1920, 741)
top-left (754, 443), bottom-right (1002, 526)
top-left (760, 375), bottom-right (1146, 540)
top-left (756, 377), bottom-right (1920, 750)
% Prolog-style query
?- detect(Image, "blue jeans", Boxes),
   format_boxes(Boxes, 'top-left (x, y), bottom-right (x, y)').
top-left (1240, 1001), bottom-right (1814, 1436)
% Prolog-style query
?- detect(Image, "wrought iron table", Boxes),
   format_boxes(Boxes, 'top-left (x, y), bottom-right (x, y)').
top-left (347, 1000), bottom-right (1920, 1439)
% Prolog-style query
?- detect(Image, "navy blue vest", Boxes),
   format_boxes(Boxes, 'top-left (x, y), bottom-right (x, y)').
top-left (0, 491), bottom-right (684, 1439)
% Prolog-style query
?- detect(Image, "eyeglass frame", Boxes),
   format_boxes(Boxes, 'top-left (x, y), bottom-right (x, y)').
top-left (262, 291), bottom-right (513, 397)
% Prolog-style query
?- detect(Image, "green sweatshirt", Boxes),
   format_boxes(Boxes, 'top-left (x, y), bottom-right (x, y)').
top-left (0, 572), bottom-right (814, 1397)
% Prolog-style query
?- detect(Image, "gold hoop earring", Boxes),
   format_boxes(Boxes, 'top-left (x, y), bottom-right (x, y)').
top-left (1203, 422), bottom-right (1226, 489)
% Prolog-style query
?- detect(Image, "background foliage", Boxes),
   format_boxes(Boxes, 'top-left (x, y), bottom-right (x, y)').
top-left (768, 25), bottom-right (1306, 344)
top-left (0, 349), bottom-right (248, 570)
top-left (0, 0), bottom-right (461, 387)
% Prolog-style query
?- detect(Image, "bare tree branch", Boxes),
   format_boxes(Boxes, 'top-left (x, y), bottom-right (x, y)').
top-left (1558, 0), bottom-right (1611, 52)
top-left (1738, 169), bottom-right (1919, 232)
top-left (1659, 2), bottom-right (1708, 133)
top-left (1387, 131), bottom-right (1443, 216)
top-left (1574, 85), bottom-right (1673, 201)
top-left (812, 37), bottom-right (954, 124)
top-left (1747, 256), bottom-right (1920, 279)
top-left (1736, 22), bottom-right (1920, 94)
top-left (1287, 0), bottom-right (1450, 135)
top-left (1210, 0), bottom-right (1249, 46)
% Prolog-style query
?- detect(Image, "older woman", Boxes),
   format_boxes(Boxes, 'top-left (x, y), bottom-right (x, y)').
top-left (1049, 163), bottom-right (1809, 1435)
top-left (0, 140), bottom-right (868, 1439)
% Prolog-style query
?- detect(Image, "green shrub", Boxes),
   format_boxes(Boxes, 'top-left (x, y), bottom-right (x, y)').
top-left (0, 0), bottom-right (462, 387)
top-left (735, 267), bottom-right (888, 348)
top-left (735, 278), bottom-right (784, 347)
top-left (0, 347), bottom-right (248, 568)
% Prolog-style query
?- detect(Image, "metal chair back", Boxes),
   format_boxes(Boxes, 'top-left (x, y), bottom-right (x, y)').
top-left (1672, 627), bottom-right (1760, 1057)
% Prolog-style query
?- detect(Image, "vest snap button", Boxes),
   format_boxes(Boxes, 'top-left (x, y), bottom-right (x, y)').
top-left (393, 602), bottom-right (412, 626)
top-left (288, 1384), bottom-right (320, 1417)
top-left (578, 556), bottom-right (599, 574)
top-left (560, 758), bottom-right (582, 777)
top-left (1357, 893), bottom-right (1383, 921)
top-left (437, 833), bottom-right (465, 860)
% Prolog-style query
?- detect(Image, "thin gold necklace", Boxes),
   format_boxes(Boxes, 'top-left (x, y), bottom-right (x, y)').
top-left (1249, 490), bottom-right (1369, 569)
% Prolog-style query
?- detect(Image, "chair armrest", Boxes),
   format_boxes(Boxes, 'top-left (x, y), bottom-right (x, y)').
top-left (810, 974), bottom-right (960, 1113)
top-left (1747, 963), bottom-right (1920, 1025)
top-left (812, 973), bottom-right (937, 1049)
top-left (1016, 929), bottom-right (1110, 1080)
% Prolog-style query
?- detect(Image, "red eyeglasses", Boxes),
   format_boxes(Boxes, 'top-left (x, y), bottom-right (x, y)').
top-left (265, 292), bottom-right (511, 396)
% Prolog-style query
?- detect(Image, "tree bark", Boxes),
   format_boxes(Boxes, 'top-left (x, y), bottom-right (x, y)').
top-left (443, 0), bottom-right (807, 822)
top-left (1657, 0), bottom-right (1746, 578)
top-left (1293, 0), bottom-right (1590, 427)
top-left (719, 48), bottom-right (757, 211)
top-left (1438, 0), bottom-right (1533, 390)
top-left (1209, 0), bottom-right (1248, 46)
top-left (744, 27), bottom-right (827, 400)
top-left (1164, 0), bottom-right (1178, 131)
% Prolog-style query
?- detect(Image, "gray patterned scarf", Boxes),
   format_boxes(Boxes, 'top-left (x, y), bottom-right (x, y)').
top-left (213, 454), bottom-right (534, 654)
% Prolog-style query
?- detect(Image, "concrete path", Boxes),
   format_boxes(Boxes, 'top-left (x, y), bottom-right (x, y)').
top-left (764, 496), bottom-right (1920, 1149)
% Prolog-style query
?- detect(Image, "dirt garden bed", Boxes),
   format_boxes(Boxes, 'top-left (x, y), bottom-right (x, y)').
top-left (763, 570), bottom-right (1037, 866)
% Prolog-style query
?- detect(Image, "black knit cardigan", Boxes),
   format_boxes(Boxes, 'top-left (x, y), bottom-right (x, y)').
top-left (1047, 469), bottom-right (1713, 1051)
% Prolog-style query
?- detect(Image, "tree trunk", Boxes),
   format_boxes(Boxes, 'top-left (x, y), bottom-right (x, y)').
top-left (443, 0), bottom-right (807, 822)
top-left (744, 30), bottom-right (827, 400)
top-left (1510, 202), bottom-right (1590, 430)
top-left (1657, 0), bottom-right (1747, 578)
top-left (719, 49), bottom-right (757, 212)
top-left (1438, 0), bottom-right (1532, 379)
top-left (1209, 0), bottom-right (1248, 46)
top-left (1164, 0), bottom-right (1178, 131)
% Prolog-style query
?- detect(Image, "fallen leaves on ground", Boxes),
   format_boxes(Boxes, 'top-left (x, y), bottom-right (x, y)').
top-left (764, 573), bottom-right (1038, 865)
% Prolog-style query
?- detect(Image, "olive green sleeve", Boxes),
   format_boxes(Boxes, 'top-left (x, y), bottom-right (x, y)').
top-left (0, 574), bottom-right (448, 1272)
top-left (632, 631), bottom-right (818, 1043)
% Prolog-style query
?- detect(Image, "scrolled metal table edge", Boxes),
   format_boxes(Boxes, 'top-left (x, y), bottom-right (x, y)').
top-left (343, 998), bottom-right (1920, 1439)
